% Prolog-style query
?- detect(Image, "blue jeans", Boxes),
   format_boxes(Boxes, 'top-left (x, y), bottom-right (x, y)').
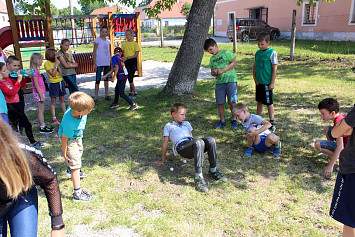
top-left (95, 66), bottom-right (110, 84)
top-left (0, 186), bottom-right (38, 237)
top-left (63, 74), bottom-right (79, 94)
top-left (114, 78), bottom-right (133, 105)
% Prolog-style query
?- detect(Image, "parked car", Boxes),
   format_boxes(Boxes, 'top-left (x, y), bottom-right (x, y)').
top-left (226, 18), bottom-right (280, 42)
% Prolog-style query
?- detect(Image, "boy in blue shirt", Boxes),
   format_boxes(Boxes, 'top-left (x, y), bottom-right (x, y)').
top-left (153, 103), bottom-right (227, 192)
top-left (253, 32), bottom-right (278, 132)
top-left (59, 92), bottom-right (95, 201)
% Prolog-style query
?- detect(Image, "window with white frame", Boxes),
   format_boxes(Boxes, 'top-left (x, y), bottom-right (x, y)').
top-left (350, 0), bottom-right (355, 24)
top-left (302, 2), bottom-right (317, 25)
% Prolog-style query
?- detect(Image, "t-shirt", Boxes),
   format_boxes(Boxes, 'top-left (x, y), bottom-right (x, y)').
top-left (254, 48), bottom-right (278, 85)
top-left (339, 106), bottom-right (355, 174)
top-left (121, 41), bottom-right (140, 58)
top-left (44, 61), bottom-right (62, 83)
top-left (241, 114), bottom-right (271, 137)
top-left (0, 89), bottom-right (7, 114)
top-left (163, 121), bottom-right (193, 155)
top-left (94, 37), bottom-right (111, 66)
top-left (111, 54), bottom-right (127, 80)
top-left (30, 69), bottom-right (46, 95)
top-left (57, 50), bottom-right (76, 76)
top-left (334, 114), bottom-right (348, 147)
top-left (59, 107), bottom-right (88, 139)
top-left (209, 49), bottom-right (238, 84)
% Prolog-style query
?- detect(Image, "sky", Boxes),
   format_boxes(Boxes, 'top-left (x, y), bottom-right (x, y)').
top-left (50, 0), bottom-right (138, 12)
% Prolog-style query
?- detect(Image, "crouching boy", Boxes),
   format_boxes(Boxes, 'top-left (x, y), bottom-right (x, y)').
top-left (153, 103), bottom-right (227, 192)
top-left (233, 102), bottom-right (281, 157)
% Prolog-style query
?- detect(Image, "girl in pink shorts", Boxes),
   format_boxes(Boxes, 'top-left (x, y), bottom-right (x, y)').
top-left (30, 53), bottom-right (54, 134)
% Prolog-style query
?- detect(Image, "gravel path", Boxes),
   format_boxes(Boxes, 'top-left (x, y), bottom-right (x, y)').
top-left (24, 60), bottom-right (211, 112)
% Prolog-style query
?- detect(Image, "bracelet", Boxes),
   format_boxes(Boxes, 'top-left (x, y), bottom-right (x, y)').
top-left (52, 223), bottom-right (65, 230)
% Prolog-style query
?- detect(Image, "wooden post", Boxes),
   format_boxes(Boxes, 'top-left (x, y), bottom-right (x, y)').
top-left (5, 0), bottom-right (22, 68)
top-left (92, 18), bottom-right (97, 39)
top-left (160, 17), bottom-right (164, 48)
top-left (290, 10), bottom-right (296, 61)
top-left (108, 12), bottom-right (114, 57)
top-left (135, 12), bottom-right (142, 77)
top-left (232, 12), bottom-right (237, 53)
top-left (44, 0), bottom-right (54, 49)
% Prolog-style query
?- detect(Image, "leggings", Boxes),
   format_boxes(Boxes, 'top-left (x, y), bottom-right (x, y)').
top-left (113, 78), bottom-right (133, 106)
top-left (0, 186), bottom-right (38, 237)
top-left (124, 58), bottom-right (137, 84)
top-left (176, 137), bottom-right (217, 173)
top-left (7, 102), bottom-right (36, 144)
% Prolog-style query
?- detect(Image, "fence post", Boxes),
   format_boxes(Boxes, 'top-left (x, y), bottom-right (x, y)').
top-left (108, 12), bottom-right (114, 57)
top-left (232, 12), bottom-right (237, 53)
top-left (290, 9), bottom-right (296, 61)
top-left (160, 18), bottom-right (164, 48)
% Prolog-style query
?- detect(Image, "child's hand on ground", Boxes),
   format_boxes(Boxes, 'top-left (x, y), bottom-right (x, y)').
top-left (152, 160), bottom-right (164, 166)
top-left (323, 164), bottom-right (334, 178)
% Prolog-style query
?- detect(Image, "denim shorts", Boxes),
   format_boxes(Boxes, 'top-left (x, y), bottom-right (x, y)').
top-left (215, 82), bottom-right (238, 104)
top-left (320, 140), bottom-right (337, 152)
top-left (49, 81), bottom-right (66, 98)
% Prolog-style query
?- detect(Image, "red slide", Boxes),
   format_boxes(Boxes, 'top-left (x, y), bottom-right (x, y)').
top-left (0, 26), bottom-right (14, 49)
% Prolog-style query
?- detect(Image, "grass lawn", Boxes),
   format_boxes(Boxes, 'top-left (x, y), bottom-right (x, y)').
top-left (27, 40), bottom-right (355, 236)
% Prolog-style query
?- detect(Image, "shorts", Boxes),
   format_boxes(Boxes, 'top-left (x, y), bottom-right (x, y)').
top-left (66, 137), bottom-right (83, 170)
top-left (215, 82), bottom-right (238, 104)
top-left (33, 91), bottom-right (45, 102)
top-left (1, 113), bottom-right (8, 124)
top-left (320, 140), bottom-right (337, 152)
top-left (330, 172), bottom-right (355, 228)
top-left (256, 84), bottom-right (273, 105)
top-left (253, 135), bottom-right (274, 152)
top-left (49, 81), bottom-right (66, 98)
top-left (96, 66), bottom-right (111, 84)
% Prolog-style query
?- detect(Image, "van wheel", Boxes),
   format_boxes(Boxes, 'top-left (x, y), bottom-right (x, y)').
top-left (270, 31), bottom-right (279, 40)
top-left (242, 33), bottom-right (249, 42)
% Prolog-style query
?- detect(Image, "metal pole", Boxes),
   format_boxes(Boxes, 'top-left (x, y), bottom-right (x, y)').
top-left (290, 10), bottom-right (296, 60)
top-left (69, 0), bottom-right (76, 48)
top-left (160, 18), bottom-right (164, 48)
top-left (232, 12), bottom-right (237, 53)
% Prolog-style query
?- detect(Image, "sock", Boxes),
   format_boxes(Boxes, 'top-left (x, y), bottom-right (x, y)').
top-left (270, 120), bottom-right (275, 126)
top-left (210, 167), bottom-right (217, 172)
top-left (40, 125), bottom-right (45, 129)
top-left (195, 173), bottom-right (203, 179)
top-left (74, 188), bottom-right (82, 196)
top-left (52, 116), bottom-right (57, 120)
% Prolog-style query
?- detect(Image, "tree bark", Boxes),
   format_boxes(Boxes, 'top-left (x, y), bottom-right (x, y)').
top-left (162, 0), bottom-right (217, 96)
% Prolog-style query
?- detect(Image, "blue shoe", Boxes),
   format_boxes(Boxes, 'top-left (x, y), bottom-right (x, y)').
top-left (231, 119), bottom-right (238, 129)
top-left (214, 120), bottom-right (226, 129)
top-left (244, 146), bottom-right (254, 157)
top-left (273, 142), bottom-right (281, 156)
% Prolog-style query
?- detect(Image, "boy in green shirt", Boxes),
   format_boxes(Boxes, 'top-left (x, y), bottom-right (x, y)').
top-left (204, 38), bottom-right (238, 129)
top-left (253, 32), bottom-right (278, 132)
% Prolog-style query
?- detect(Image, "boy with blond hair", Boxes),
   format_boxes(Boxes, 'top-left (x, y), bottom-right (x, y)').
top-left (233, 102), bottom-right (281, 157)
top-left (59, 92), bottom-right (95, 201)
top-left (153, 103), bottom-right (227, 192)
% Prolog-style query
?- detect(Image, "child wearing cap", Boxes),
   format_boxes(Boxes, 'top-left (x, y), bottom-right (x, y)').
top-left (103, 47), bottom-right (138, 110)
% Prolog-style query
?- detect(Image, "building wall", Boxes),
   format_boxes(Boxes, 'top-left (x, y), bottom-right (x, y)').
top-left (0, 13), bottom-right (9, 28)
top-left (214, 0), bottom-right (355, 41)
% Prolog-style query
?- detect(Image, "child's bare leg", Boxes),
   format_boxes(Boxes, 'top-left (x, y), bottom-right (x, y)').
top-left (256, 101), bottom-right (263, 115)
top-left (59, 96), bottom-right (66, 113)
top-left (104, 80), bottom-right (109, 96)
top-left (343, 225), bottom-right (355, 237)
top-left (218, 104), bottom-right (225, 121)
top-left (130, 82), bottom-right (136, 94)
top-left (265, 133), bottom-right (280, 147)
top-left (324, 125), bottom-right (332, 140)
top-left (246, 127), bottom-right (261, 146)
top-left (50, 97), bottom-right (56, 117)
top-left (314, 140), bottom-right (334, 156)
top-left (229, 102), bottom-right (237, 120)
top-left (71, 168), bottom-right (80, 189)
top-left (37, 101), bottom-right (45, 127)
top-left (94, 83), bottom-right (99, 99)
top-left (267, 104), bottom-right (274, 121)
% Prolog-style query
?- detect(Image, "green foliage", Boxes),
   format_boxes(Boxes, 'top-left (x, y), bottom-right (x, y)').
top-left (79, 0), bottom-right (109, 15)
top-left (138, 0), bottom-right (153, 7)
top-left (296, 0), bottom-right (335, 6)
top-left (180, 2), bottom-right (192, 18)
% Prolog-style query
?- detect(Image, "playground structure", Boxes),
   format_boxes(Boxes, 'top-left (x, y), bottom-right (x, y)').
top-left (0, 0), bottom-right (142, 91)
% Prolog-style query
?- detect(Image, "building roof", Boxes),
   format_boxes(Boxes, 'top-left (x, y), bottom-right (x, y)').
top-left (0, 0), bottom-right (7, 14)
top-left (91, 5), bottom-right (130, 15)
top-left (134, 0), bottom-right (192, 19)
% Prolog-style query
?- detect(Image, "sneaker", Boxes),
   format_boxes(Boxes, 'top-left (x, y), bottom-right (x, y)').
top-left (94, 98), bottom-right (99, 106)
top-left (194, 176), bottom-right (208, 192)
top-left (31, 141), bottom-right (46, 147)
top-left (128, 103), bottom-right (138, 110)
top-left (110, 103), bottom-right (120, 109)
top-left (52, 118), bottom-right (60, 124)
top-left (214, 120), bottom-right (226, 129)
top-left (208, 169), bottom-right (227, 182)
top-left (231, 119), bottom-right (238, 129)
top-left (73, 190), bottom-right (95, 201)
top-left (39, 126), bottom-right (54, 134)
top-left (129, 92), bottom-right (133, 98)
top-left (105, 95), bottom-right (113, 101)
top-left (273, 142), bottom-right (281, 156)
top-left (65, 168), bottom-right (87, 178)
top-left (269, 126), bottom-right (276, 133)
top-left (244, 146), bottom-right (254, 157)
top-left (132, 92), bottom-right (138, 99)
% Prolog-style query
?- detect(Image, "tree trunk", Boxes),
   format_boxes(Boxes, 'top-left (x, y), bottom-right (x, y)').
top-left (162, 0), bottom-right (216, 96)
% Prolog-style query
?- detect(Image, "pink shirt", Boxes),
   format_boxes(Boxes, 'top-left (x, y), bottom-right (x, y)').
top-left (30, 69), bottom-right (46, 95)
top-left (94, 37), bottom-right (111, 66)
top-left (334, 114), bottom-right (348, 147)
